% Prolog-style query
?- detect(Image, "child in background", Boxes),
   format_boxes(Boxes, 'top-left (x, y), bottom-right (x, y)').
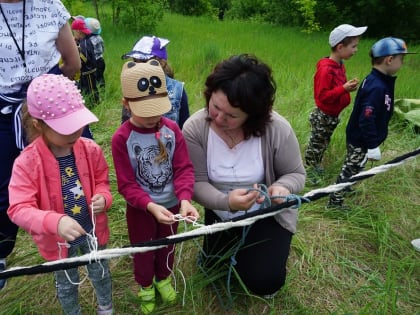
top-left (71, 18), bottom-right (100, 107)
top-left (121, 35), bottom-right (190, 128)
top-left (85, 17), bottom-right (106, 88)
top-left (304, 24), bottom-right (367, 185)
top-left (7, 74), bottom-right (113, 315)
top-left (328, 37), bottom-right (416, 209)
top-left (111, 60), bottom-right (199, 314)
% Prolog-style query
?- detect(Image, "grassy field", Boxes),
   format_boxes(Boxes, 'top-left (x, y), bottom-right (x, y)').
top-left (1, 12), bottom-right (419, 315)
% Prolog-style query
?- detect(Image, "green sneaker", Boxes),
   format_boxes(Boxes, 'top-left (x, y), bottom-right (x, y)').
top-left (154, 277), bottom-right (177, 304)
top-left (138, 285), bottom-right (155, 314)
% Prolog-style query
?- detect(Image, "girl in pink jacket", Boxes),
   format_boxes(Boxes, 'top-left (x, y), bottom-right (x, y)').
top-left (7, 74), bottom-right (113, 315)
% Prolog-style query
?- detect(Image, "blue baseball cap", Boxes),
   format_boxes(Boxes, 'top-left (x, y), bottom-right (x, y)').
top-left (370, 37), bottom-right (417, 58)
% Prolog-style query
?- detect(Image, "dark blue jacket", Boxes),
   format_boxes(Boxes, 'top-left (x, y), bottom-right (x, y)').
top-left (346, 68), bottom-right (396, 149)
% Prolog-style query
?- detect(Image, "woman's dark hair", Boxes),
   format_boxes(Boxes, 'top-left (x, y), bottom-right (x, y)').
top-left (204, 54), bottom-right (276, 138)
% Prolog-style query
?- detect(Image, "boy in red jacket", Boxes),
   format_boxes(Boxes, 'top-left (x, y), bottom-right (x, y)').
top-left (304, 24), bottom-right (367, 185)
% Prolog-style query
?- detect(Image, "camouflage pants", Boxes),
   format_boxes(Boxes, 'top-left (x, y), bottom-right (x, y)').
top-left (304, 107), bottom-right (339, 167)
top-left (329, 143), bottom-right (367, 205)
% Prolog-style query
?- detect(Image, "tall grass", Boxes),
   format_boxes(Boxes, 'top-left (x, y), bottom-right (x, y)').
top-left (1, 12), bottom-right (419, 315)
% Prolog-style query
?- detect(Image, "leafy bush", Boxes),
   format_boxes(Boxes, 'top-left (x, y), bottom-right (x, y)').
top-left (169, 0), bottom-right (213, 16)
top-left (261, 0), bottom-right (301, 26)
top-left (294, 0), bottom-right (320, 32)
top-left (61, 0), bottom-right (87, 17)
top-left (229, 0), bottom-right (264, 19)
top-left (115, 0), bottom-right (166, 33)
top-left (315, 0), bottom-right (419, 42)
top-left (169, 0), bottom-right (419, 41)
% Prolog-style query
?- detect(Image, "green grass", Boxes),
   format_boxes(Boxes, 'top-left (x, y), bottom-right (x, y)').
top-left (1, 12), bottom-right (419, 315)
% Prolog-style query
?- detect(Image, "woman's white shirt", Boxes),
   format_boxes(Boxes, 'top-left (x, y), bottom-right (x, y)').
top-left (207, 128), bottom-right (264, 220)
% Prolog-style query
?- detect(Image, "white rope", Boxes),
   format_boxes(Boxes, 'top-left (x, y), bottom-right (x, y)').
top-left (1, 148), bottom-right (418, 278)
top-left (4, 210), bottom-right (284, 275)
top-left (303, 154), bottom-right (417, 198)
top-left (59, 201), bottom-right (105, 285)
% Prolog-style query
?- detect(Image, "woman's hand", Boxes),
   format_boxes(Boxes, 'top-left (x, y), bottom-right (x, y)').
top-left (268, 185), bottom-right (290, 204)
top-left (228, 187), bottom-right (259, 211)
top-left (58, 216), bottom-right (86, 241)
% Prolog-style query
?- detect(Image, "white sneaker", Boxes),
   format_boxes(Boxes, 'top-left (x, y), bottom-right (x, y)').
top-left (411, 239), bottom-right (420, 252)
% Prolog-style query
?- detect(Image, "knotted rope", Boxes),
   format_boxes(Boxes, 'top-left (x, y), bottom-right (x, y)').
top-left (0, 147), bottom-right (418, 280)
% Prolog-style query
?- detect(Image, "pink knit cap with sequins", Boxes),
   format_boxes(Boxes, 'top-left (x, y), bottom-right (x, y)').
top-left (27, 74), bottom-right (98, 135)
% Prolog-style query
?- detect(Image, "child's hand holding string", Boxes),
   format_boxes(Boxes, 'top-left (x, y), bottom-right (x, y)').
top-left (179, 200), bottom-right (200, 222)
top-left (91, 194), bottom-right (106, 214)
top-left (58, 216), bottom-right (86, 242)
top-left (147, 202), bottom-right (176, 225)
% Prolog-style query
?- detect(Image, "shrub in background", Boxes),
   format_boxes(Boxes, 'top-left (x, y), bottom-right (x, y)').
top-left (169, 0), bottom-right (212, 16)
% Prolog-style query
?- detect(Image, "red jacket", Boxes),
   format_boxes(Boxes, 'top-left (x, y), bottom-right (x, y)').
top-left (314, 57), bottom-right (351, 117)
top-left (8, 136), bottom-right (112, 260)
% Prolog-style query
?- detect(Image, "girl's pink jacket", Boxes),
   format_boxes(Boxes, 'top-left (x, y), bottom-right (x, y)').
top-left (8, 136), bottom-right (112, 261)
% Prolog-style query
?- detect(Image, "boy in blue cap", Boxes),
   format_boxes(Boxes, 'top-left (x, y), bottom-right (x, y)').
top-left (328, 37), bottom-right (417, 209)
